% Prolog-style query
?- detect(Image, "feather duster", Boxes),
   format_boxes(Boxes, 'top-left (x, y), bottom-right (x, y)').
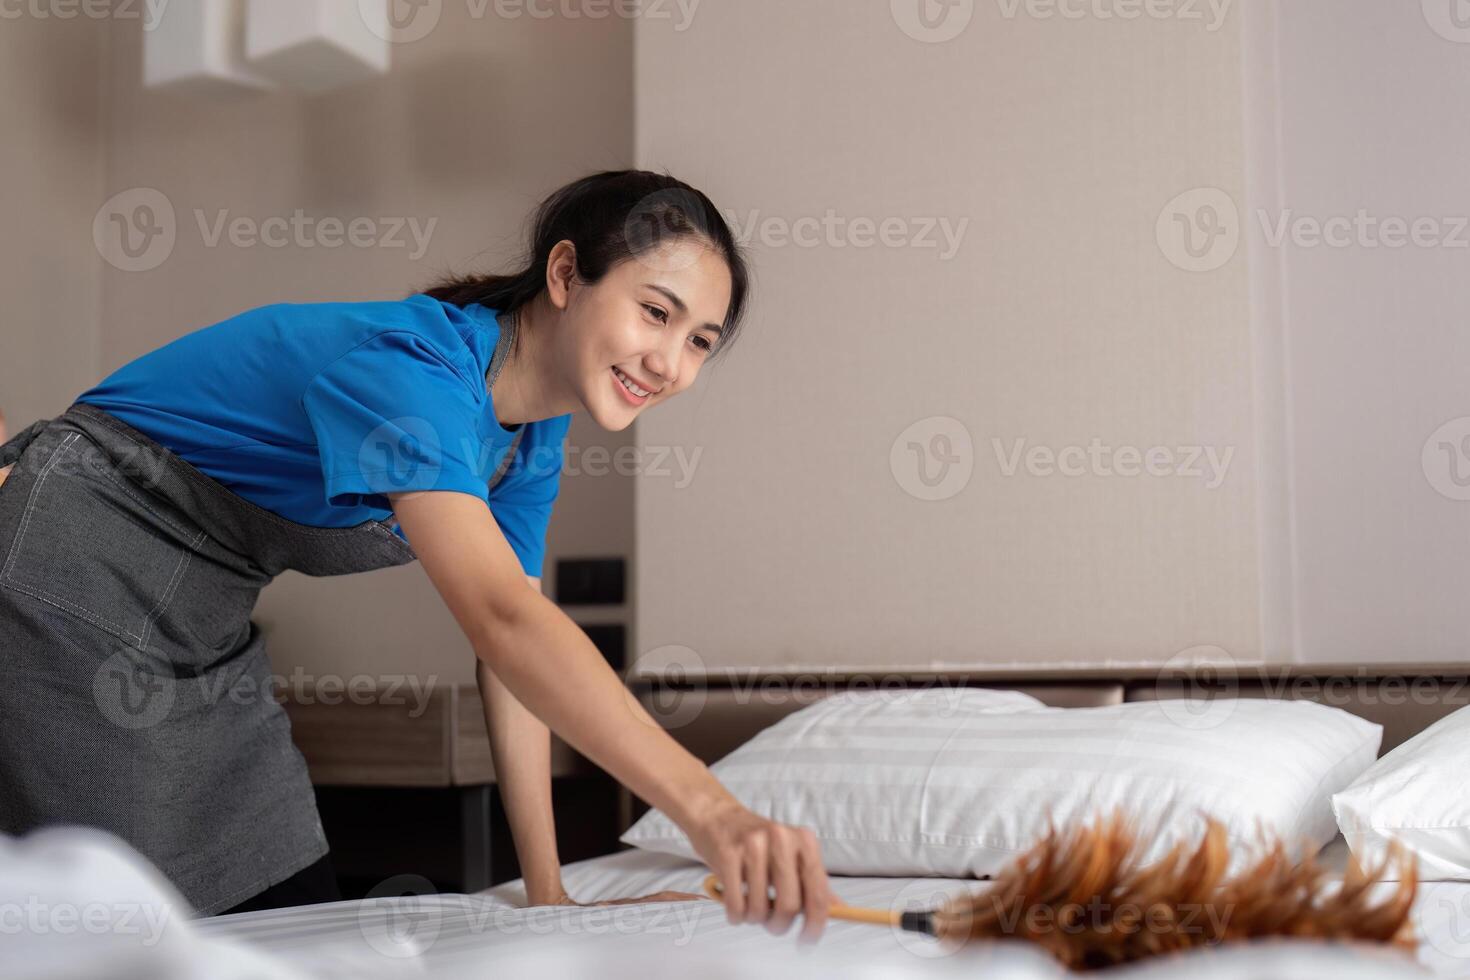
top-left (926, 810), bottom-right (1419, 971)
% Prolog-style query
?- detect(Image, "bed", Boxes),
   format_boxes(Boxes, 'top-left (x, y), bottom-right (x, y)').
top-left (191, 836), bottom-right (1470, 978)
top-left (191, 663), bottom-right (1470, 978)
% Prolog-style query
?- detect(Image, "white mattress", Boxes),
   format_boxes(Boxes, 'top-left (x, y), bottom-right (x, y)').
top-left (196, 840), bottom-right (1470, 979)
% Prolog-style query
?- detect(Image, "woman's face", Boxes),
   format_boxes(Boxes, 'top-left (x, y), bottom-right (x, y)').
top-left (557, 238), bottom-right (733, 432)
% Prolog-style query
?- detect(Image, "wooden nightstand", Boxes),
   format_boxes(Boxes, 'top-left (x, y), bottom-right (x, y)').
top-left (282, 680), bottom-right (608, 894)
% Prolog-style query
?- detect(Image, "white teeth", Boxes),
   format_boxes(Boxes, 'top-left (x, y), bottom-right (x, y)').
top-left (614, 368), bottom-right (651, 398)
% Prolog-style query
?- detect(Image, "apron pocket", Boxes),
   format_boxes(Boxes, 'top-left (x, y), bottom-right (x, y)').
top-left (0, 431), bottom-right (207, 653)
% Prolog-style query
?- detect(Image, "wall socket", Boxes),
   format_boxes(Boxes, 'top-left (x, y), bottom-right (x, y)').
top-left (555, 558), bottom-right (625, 605)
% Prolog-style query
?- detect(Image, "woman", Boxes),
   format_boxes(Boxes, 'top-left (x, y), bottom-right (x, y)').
top-left (0, 170), bottom-right (833, 939)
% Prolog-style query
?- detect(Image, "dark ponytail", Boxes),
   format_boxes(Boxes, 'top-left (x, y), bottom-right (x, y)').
top-left (419, 169), bottom-right (750, 358)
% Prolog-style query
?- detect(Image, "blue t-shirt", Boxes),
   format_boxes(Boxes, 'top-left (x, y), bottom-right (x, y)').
top-left (75, 294), bottom-right (573, 578)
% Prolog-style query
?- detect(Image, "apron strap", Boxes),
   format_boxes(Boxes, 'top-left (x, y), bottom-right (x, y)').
top-left (488, 425), bottom-right (526, 491)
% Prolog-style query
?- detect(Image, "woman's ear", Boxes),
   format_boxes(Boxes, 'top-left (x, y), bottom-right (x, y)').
top-left (544, 239), bottom-right (578, 311)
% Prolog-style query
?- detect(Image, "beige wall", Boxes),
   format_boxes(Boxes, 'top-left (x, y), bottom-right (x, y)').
top-left (0, 16), bottom-right (105, 427)
top-left (633, 1), bottom-right (1259, 672)
top-left (17, 2), bottom-right (1458, 684)
top-left (90, 11), bottom-right (636, 684)
top-left (1245, 0), bottom-right (1470, 664)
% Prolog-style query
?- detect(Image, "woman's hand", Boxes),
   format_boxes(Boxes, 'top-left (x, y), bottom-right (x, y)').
top-left (684, 799), bottom-right (834, 943)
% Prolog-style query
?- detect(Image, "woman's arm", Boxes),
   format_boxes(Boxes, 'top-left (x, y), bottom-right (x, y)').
top-left (390, 489), bottom-right (833, 941)
top-left (476, 579), bottom-right (565, 906)
top-left (482, 576), bottom-right (709, 908)
top-left (480, 578), bottom-right (708, 907)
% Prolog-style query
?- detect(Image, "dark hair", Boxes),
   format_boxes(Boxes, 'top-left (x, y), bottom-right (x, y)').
top-left (419, 169), bottom-right (749, 358)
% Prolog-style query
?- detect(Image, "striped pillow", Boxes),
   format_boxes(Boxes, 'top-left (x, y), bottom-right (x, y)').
top-left (620, 688), bottom-right (1381, 877)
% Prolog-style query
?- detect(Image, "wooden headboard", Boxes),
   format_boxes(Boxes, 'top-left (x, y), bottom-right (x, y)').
top-left (626, 662), bottom-right (1470, 767)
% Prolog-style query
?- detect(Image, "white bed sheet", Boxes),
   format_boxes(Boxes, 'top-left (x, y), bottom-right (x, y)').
top-left (196, 840), bottom-right (1470, 979)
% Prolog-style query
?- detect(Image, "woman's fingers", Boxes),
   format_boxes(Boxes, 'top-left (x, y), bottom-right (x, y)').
top-left (766, 829), bottom-right (802, 935)
top-left (718, 855), bottom-right (746, 923)
top-left (688, 804), bottom-right (830, 939)
top-left (742, 837), bottom-right (770, 924)
top-left (796, 829), bottom-right (832, 944)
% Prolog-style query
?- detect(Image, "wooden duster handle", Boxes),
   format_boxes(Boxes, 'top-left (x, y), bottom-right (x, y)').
top-left (700, 874), bottom-right (929, 931)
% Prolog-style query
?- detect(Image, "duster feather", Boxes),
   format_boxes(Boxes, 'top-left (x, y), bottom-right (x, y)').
top-left (931, 811), bottom-right (1418, 971)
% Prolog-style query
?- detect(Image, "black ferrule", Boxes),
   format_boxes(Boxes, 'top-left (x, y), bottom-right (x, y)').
top-left (899, 911), bottom-right (937, 936)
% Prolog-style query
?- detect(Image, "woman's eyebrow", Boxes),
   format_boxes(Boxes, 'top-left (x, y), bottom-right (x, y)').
top-left (643, 283), bottom-right (724, 335)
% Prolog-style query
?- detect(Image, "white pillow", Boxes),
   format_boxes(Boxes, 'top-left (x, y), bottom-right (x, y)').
top-left (1332, 704), bottom-right (1470, 881)
top-left (622, 688), bottom-right (1382, 878)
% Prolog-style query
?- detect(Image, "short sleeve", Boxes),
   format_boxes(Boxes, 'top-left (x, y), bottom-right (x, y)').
top-left (300, 331), bottom-right (490, 511)
top-left (486, 416), bottom-right (571, 578)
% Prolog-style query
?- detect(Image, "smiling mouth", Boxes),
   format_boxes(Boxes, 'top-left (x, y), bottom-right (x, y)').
top-left (612, 366), bottom-right (654, 404)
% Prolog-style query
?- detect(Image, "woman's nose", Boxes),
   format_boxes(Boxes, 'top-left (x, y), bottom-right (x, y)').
top-left (643, 350), bottom-right (679, 391)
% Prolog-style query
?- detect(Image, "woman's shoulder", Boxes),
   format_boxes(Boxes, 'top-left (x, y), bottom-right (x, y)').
top-left (250, 292), bottom-right (476, 342)
top-left (244, 293), bottom-right (495, 384)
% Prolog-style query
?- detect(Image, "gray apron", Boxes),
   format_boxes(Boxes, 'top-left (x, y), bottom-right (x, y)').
top-left (0, 392), bottom-right (524, 914)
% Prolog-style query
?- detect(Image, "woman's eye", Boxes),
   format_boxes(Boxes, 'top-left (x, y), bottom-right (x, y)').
top-left (643, 304), bottom-right (668, 323)
top-left (692, 336), bottom-right (713, 353)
